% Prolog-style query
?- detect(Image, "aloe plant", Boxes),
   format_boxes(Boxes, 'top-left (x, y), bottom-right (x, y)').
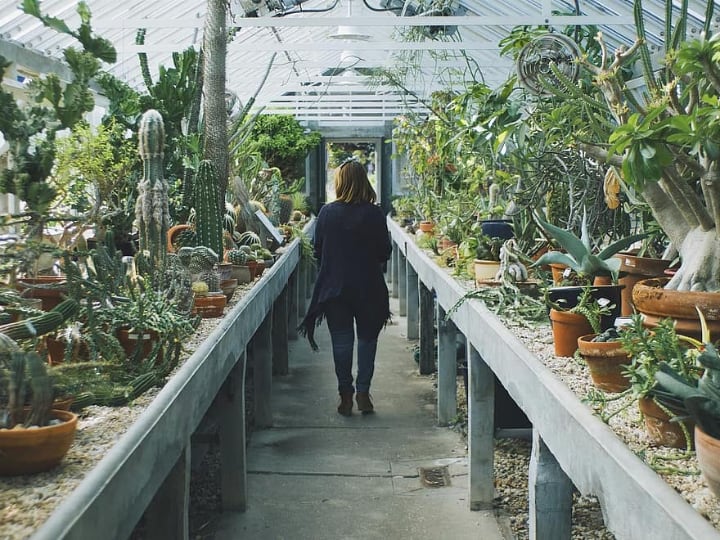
top-left (533, 210), bottom-right (647, 283)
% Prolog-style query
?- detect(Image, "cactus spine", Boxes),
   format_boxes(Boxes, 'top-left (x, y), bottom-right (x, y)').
top-left (193, 160), bottom-right (224, 258)
top-left (134, 109), bottom-right (171, 269)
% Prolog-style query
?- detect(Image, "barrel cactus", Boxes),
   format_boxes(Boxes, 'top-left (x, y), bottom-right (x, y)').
top-left (226, 249), bottom-right (248, 266)
top-left (134, 110), bottom-right (171, 269)
top-left (193, 160), bottom-right (224, 258)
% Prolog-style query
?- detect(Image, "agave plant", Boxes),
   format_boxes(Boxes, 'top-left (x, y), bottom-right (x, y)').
top-left (532, 210), bottom-right (647, 284)
top-left (655, 308), bottom-right (720, 439)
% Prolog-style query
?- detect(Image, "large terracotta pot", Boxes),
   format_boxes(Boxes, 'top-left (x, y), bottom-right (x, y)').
top-left (0, 409), bottom-right (78, 476)
top-left (695, 426), bottom-right (720, 498)
top-left (549, 309), bottom-right (593, 357)
top-left (117, 328), bottom-right (161, 362)
top-left (632, 278), bottom-right (720, 340)
top-left (16, 276), bottom-right (67, 311)
top-left (615, 254), bottom-right (671, 316)
top-left (577, 334), bottom-right (631, 393)
top-left (638, 396), bottom-right (694, 449)
top-left (192, 293), bottom-right (227, 318)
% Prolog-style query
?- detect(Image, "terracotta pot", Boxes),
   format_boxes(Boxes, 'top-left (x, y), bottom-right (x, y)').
top-left (615, 254), bottom-right (671, 316)
top-left (632, 278), bottom-right (720, 340)
top-left (230, 265), bottom-right (252, 284)
top-left (117, 328), bottom-right (161, 362)
top-left (474, 259), bottom-right (500, 284)
top-left (438, 237), bottom-right (457, 252)
top-left (638, 396), bottom-right (694, 449)
top-left (549, 309), bottom-right (593, 357)
top-left (246, 260), bottom-right (260, 280)
top-left (549, 263), bottom-right (569, 285)
top-left (695, 426), bottom-right (720, 498)
top-left (220, 278), bottom-right (238, 303)
top-left (192, 293), bottom-right (227, 318)
top-left (576, 334), bottom-right (631, 393)
top-left (15, 276), bottom-right (67, 311)
top-left (418, 220), bottom-right (435, 234)
top-left (217, 262), bottom-right (233, 281)
top-left (0, 409), bottom-right (78, 476)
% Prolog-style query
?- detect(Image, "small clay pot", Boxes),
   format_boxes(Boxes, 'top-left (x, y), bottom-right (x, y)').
top-left (577, 334), bottom-right (631, 393)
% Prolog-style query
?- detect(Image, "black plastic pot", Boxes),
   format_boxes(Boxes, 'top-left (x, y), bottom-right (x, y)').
top-left (547, 285), bottom-right (624, 331)
top-left (480, 219), bottom-right (514, 240)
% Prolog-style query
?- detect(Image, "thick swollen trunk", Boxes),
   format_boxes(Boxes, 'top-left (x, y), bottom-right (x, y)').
top-left (667, 227), bottom-right (720, 291)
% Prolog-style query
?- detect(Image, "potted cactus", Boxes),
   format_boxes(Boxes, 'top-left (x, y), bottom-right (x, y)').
top-left (0, 302), bottom-right (81, 475)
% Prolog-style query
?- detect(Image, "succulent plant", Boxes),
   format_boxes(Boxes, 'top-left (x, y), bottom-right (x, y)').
top-left (134, 110), bottom-right (171, 269)
top-left (193, 161), bottom-right (224, 257)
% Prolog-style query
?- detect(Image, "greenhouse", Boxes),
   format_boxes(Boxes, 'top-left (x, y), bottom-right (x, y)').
top-left (1, 0), bottom-right (720, 538)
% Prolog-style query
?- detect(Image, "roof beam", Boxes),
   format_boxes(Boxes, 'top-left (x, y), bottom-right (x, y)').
top-left (125, 41), bottom-right (510, 53)
top-left (94, 14), bottom-right (633, 30)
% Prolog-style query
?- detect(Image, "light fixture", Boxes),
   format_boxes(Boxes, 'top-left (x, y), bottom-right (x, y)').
top-left (328, 0), bottom-right (373, 41)
top-left (329, 26), bottom-right (372, 41)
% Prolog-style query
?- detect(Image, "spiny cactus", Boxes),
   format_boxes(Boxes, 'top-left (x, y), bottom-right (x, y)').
top-left (199, 269), bottom-right (221, 292)
top-left (278, 194), bottom-right (293, 224)
top-left (193, 160), bottom-right (224, 258)
top-left (134, 109), bottom-right (171, 270)
top-left (162, 253), bottom-right (194, 314)
top-left (187, 246), bottom-right (219, 274)
top-left (226, 249), bottom-right (248, 266)
top-left (174, 228), bottom-right (197, 249)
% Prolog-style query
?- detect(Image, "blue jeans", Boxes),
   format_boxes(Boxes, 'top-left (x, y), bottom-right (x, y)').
top-left (325, 296), bottom-right (380, 394)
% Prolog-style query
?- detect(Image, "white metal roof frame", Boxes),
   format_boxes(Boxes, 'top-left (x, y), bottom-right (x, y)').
top-left (0, 0), bottom-right (717, 131)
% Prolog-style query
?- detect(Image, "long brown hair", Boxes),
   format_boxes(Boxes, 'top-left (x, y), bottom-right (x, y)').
top-left (334, 160), bottom-right (376, 204)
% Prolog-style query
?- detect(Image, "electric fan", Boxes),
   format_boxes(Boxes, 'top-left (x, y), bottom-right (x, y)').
top-left (517, 34), bottom-right (581, 96)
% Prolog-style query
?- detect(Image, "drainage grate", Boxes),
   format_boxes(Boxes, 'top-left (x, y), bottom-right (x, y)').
top-left (418, 465), bottom-right (451, 488)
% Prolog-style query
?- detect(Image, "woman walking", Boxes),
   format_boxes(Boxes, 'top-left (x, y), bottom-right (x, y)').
top-left (299, 160), bottom-right (392, 416)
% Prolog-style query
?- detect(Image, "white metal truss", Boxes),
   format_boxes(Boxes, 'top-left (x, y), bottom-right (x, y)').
top-left (0, 0), bottom-right (717, 131)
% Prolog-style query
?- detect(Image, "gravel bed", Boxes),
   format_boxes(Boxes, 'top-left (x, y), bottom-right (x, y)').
top-left (0, 279), bottom-right (255, 540)
top-left (2, 257), bottom-right (720, 539)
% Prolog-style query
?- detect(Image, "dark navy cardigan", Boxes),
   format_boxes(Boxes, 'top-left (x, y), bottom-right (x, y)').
top-left (299, 201), bottom-right (392, 350)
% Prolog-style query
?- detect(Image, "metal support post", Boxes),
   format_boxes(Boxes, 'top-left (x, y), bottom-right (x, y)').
top-left (529, 431), bottom-right (573, 540)
top-left (467, 343), bottom-right (495, 510)
top-left (406, 263), bottom-right (419, 340)
top-left (418, 280), bottom-right (434, 374)
top-left (437, 303), bottom-right (457, 425)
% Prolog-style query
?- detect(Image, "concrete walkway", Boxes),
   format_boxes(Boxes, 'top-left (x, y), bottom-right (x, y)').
top-left (213, 296), bottom-right (504, 540)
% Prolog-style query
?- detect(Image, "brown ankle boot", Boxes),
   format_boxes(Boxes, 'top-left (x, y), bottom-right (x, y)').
top-left (356, 392), bottom-right (374, 414)
top-left (338, 392), bottom-right (353, 416)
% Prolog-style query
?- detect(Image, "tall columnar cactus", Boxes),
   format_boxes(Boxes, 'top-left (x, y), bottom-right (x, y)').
top-left (134, 110), bottom-right (171, 269)
top-left (193, 160), bottom-right (224, 257)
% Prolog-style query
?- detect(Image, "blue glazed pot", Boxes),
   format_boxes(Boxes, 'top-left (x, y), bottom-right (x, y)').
top-left (480, 219), bottom-right (514, 240)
